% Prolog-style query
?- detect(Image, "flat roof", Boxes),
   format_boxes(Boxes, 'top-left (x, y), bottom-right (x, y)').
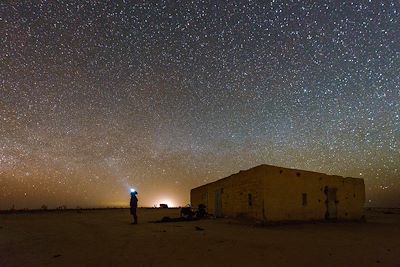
top-left (191, 164), bottom-right (363, 191)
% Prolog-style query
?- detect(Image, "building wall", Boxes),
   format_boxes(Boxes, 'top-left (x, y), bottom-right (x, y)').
top-left (191, 165), bottom-right (365, 222)
top-left (263, 166), bottom-right (365, 221)
top-left (191, 167), bottom-right (265, 220)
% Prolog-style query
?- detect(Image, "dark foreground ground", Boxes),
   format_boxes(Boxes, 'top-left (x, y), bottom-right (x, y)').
top-left (1, 208), bottom-right (400, 267)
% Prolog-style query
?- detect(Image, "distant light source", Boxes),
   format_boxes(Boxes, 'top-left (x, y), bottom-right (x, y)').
top-left (130, 188), bottom-right (136, 193)
top-left (157, 198), bottom-right (175, 208)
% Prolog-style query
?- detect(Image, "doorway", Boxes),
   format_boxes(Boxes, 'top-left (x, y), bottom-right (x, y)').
top-left (325, 187), bottom-right (337, 220)
top-left (215, 189), bottom-right (223, 218)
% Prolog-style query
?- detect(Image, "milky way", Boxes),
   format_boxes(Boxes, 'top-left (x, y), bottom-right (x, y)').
top-left (1, 1), bottom-right (399, 208)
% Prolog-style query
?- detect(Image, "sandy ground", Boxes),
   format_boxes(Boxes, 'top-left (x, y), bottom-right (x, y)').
top-left (1, 208), bottom-right (400, 267)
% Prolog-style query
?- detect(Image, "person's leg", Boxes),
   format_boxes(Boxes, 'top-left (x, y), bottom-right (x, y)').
top-left (130, 208), bottom-right (135, 224)
top-left (133, 208), bottom-right (138, 224)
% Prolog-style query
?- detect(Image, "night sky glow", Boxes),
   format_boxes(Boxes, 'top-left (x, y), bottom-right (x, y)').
top-left (1, 1), bottom-right (399, 209)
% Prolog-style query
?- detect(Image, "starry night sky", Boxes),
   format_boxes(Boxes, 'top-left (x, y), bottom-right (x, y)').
top-left (1, 1), bottom-right (399, 209)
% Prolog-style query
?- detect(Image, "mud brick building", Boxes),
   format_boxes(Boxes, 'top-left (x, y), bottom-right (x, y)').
top-left (191, 165), bottom-right (365, 222)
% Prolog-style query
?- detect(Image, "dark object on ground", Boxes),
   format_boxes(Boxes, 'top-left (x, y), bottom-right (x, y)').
top-left (159, 204), bottom-right (169, 208)
top-left (195, 226), bottom-right (204, 231)
top-left (155, 204), bottom-right (208, 224)
top-left (163, 216), bottom-right (196, 222)
top-left (153, 204), bottom-right (209, 223)
top-left (181, 204), bottom-right (208, 219)
top-left (161, 216), bottom-right (173, 222)
top-left (181, 207), bottom-right (195, 219)
top-left (197, 204), bottom-right (207, 218)
top-left (153, 216), bottom-right (199, 223)
top-left (52, 254), bottom-right (62, 258)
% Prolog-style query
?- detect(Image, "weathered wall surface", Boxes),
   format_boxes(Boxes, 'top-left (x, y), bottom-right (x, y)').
top-left (338, 177), bottom-right (365, 220)
top-left (191, 167), bottom-right (265, 220)
top-left (191, 165), bottom-right (365, 222)
top-left (263, 166), bottom-right (365, 221)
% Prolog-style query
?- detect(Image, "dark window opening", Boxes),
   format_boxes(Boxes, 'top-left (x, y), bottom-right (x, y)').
top-left (302, 193), bottom-right (307, 206)
top-left (248, 193), bottom-right (252, 206)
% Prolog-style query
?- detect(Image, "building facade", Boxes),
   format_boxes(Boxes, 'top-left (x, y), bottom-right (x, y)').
top-left (191, 165), bottom-right (365, 222)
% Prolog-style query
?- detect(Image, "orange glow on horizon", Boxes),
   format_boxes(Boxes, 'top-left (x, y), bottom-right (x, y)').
top-left (153, 197), bottom-right (177, 208)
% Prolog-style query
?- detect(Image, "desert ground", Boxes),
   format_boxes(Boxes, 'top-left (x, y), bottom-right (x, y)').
top-left (1, 208), bottom-right (399, 267)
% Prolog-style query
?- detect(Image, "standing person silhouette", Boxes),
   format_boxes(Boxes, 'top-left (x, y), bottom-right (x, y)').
top-left (130, 190), bottom-right (138, 224)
